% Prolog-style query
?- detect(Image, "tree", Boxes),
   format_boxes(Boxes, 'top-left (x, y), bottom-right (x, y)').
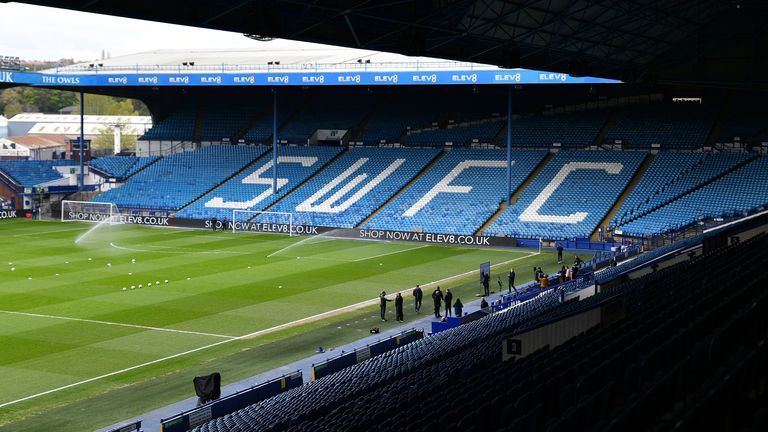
top-left (75, 93), bottom-right (142, 116)
top-left (92, 123), bottom-right (137, 153)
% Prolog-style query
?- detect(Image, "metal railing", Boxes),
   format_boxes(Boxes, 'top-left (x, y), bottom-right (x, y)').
top-left (49, 60), bottom-right (499, 75)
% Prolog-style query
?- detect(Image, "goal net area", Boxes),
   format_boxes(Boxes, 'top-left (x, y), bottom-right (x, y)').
top-left (61, 200), bottom-right (120, 223)
top-left (231, 210), bottom-right (295, 236)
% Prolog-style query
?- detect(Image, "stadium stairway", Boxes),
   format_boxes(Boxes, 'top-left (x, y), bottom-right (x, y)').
top-left (193, 103), bottom-right (205, 143)
top-left (705, 95), bottom-right (733, 147)
top-left (590, 152), bottom-right (654, 241)
top-left (592, 108), bottom-right (621, 148)
top-left (475, 151), bottom-right (554, 236)
top-left (615, 152), bottom-right (760, 229)
top-left (231, 110), bottom-right (269, 142)
top-left (356, 148), bottom-right (448, 228)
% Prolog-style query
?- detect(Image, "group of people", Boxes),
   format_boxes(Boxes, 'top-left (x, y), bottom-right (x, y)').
top-left (380, 285), bottom-right (465, 323)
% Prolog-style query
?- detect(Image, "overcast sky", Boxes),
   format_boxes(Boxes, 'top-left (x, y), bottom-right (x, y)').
top-left (0, 3), bottom-right (332, 61)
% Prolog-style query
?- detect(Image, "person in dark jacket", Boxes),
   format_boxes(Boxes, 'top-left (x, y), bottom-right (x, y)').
top-left (395, 293), bottom-right (404, 322)
top-left (480, 297), bottom-right (489, 309)
top-left (444, 289), bottom-right (453, 317)
top-left (412, 285), bottom-right (423, 313)
top-left (508, 269), bottom-right (516, 293)
top-left (453, 298), bottom-right (463, 317)
top-left (557, 243), bottom-right (564, 263)
top-left (379, 291), bottom-right (392, 321)
top-left (482, 272), bottom-right (490, 296)
top-left (432, 287), bottom-right (444, 318)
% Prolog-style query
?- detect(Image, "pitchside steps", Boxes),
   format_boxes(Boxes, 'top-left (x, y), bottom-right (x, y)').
top-left (95, 145), bottom-right (269, 211)
top-left (487, 150), bottom-right (646, 240)
top-left (364, 148), bottom-right (547, 235)
top-left (177, 146), bottom-right (345, 221)
top-left (590, 152), bottom-right (654, 241)
top-left (259, 147), bottom-right (441, 228)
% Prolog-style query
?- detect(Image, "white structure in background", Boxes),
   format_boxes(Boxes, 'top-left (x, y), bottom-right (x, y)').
top-left (0, 115), bottom-right (8, 139)
top-left (6, 113), bottom-right (152, 154)
top-left (0, 134), bottom-right (68, 160)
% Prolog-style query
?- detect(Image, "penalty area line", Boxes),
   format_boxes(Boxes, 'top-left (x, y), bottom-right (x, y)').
top-left (0, 250), bottom-right (541, 409)
top-left (0, 310), bottom-right (237, 339)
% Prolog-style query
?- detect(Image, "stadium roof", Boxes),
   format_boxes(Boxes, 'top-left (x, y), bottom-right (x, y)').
top-left (5, 0), bottom-right (768, 88)
top-left (50, 47), bottom-right (486, 74)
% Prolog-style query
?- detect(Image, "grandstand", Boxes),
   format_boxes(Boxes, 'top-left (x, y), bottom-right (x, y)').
top-left (95, 145), bottom-right (268, 211)
top-left (259, 147), bottom-right (441, 228)
top-left (487, 151), bottom-right (646, 240)
top-left (1, 2), bottom-right (767, 432)
top-left (364, 149), bottom-right (546, 235)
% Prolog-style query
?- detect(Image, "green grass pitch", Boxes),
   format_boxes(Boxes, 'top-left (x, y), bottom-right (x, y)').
top-left (0, 218), bottom-right (571, 431)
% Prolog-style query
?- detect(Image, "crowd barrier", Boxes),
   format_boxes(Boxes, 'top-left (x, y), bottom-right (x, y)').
top-left (311, 329), bottom-right (424, 381)
top-left (160, 372), bottom-right (303, 432)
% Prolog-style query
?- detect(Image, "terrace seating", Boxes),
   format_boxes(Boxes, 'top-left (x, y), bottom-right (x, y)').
top-left (718, 97), bottom-right (768, 144)
top-left (509, 110), bottom-right (607, 147)
top-left (615, 156), bottom-right (768, 236)
top-left (260, 147), bottom-right (441, 228)
top-left (192, 290), bottom-right (566, 432)
top-left (0, 160), bottom-right (75, 186)
top-left (405, 119), bottom-right (504, 147)
top-left (141, 107), bottom-right (196, 141)
top-left (488, 151), bottom-right (646, 240)
top-left (94, 145), bottom-right (269, 211)
top-left (199, 105), bottom-right (261, 142)
top-left (279, 95), bottom-right (369, 144)
top-left (177, 146), bottom-right (344, 221)
top-left (360, 102), bottom-right (437, 145)
top-left (610, 152), bottom-right (753, 229)
top-left (604, 102), bottom-right (718, 148)
top-left (364, 149), bottom-right (547, 235)
top-left (89, 155), bottom-right (160, 180)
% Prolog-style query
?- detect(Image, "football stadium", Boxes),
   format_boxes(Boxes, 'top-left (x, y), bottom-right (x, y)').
top-left (1, 1), bottom-right (768, 431)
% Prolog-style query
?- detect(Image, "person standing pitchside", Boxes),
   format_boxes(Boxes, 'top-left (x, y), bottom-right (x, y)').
top-left (444, 289), bottom-right (453, 317)
top-left (432, 286), bottom-right (444, 318)
top-left (379, 291), bottom-right (392, 322)
top-left (395, 293), bottom-right (404, 322)
top-left (413, 285), bottom-right (423, 313)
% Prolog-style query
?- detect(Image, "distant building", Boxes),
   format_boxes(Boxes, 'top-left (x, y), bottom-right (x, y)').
top-left (7, 113), bottom-right (152, 141)
top-left (0, 115), bottom-right (7, 139)
top-left (0, 134), bottom-right (69, 160)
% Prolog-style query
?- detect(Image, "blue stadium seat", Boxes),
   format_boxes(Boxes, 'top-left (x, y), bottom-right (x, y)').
top-left (0, 160), bottom-right (76, 186)
top-left (141, 107), bottom-right (196, 141)
top-left (615, 156), bottom-right (768, 236)
top-left (487, 150), bottom-right (646, 240)
top-left (604, 103), bottom-right (718, 148)
top-left (89, 155), bottom-right (160, 180)
top-left (261, 147), bottom-right (441, 228)
top-left (364, 148), bottom-right (546, 235)
top-left (94, 145), bottom-right (269, 211)
top-left (177, 145), bottom-right (343, 220)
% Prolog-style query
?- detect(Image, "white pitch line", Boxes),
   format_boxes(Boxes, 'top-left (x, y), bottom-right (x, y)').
top-left (0, 250), bottom-right (541, 409)
top-left (0, 337), bottom-right (235, 410)
top-left (0, 310), bottom-right (236, 340)
top-left (12, 227), bottom-right (89, 238)
top-left (351, 244), bottom-right (430, 262)
top-left (109, 242), bottom-right (242, 255)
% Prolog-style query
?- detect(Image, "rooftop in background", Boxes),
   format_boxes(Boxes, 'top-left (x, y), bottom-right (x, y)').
top-left (46, 47), bottom-right (500, 75)
top-left (8, 114), bottom-right (152, 137)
